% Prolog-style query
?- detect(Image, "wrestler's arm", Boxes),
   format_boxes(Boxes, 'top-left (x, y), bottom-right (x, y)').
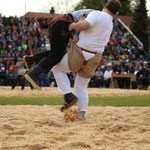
top-left (71, 16), bottom-right (88, 42)
top-left (69, 11), bottom-right (97, 32)
top-left (69, 20), bottom-right (90, 32)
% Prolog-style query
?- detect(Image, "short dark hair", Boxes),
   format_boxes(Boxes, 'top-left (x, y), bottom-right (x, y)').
top-left (105, 0), bottom-right (121, 15)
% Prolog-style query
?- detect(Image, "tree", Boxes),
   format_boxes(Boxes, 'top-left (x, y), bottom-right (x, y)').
top-left (119, 0), bottom-right (133, 16)
top-left (75, 0), bottom-right (107, 11)
top-left (41, 0), bottom-right (79, 14)
top-left (131, 0), bottom-right (149, 52)
top-left (74, 0), bottom-right (133, 16)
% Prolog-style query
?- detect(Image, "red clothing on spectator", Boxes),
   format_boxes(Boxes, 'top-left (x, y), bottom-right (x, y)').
top-left (9, 64), bottom-right (16, 73)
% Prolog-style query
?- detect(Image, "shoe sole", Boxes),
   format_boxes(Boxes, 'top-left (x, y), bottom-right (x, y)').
top-left (18, 69), bottom-right (27, 76)
top-left (23, 56), bottom-right (30, 70)
top-left (61, 97), bottom-right (78, 112)
top-left (25, 74), bottom-right (41, 90)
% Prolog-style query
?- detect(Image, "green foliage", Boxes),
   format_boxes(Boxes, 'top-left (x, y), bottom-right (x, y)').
top-left (119, 0), bottom-right (133, 16)
top-left (131, 0), bottom-right (149, 51)
top-left (74, 0), bottom-right (133, 16)
top-left (0, 95), bottom-right (150, 107)
top-left (75, 0), bottom-right (107, 11)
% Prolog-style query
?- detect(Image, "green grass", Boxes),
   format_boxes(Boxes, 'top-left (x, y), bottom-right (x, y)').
top-left (0, 95), bottom-right (150, 107)
top-left (89, 95), bottom-right (150, 107)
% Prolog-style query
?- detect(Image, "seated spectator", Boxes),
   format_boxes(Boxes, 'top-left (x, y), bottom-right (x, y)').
top-left (8, 60), bottom-right (16, 73)
top-left (0, 58), bottom-right (6, 85)
top-left (7, 66), bottom-right (15, 86)
top-left (16, 57), bottom-right (23, 68)
top-left (39, 73), bottom-right (47, 87)
top-left (147, 49), bottom-right (150, 61)
top-left (47, 71), bottom-right (56, 87)
top-left (67, 72), bottom-right (74, 87)
top-left (137, 55), bottom-right (145, 62)
top-left (1, 47), bottom-right (7, 58)
top-left (135, 64), bottom-right (149, 90)
top-left (94, 67), bottom-right (104, 88)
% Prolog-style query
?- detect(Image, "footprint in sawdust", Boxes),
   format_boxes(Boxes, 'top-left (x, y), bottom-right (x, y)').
top-left (8, 130), bottom-right (28, 135)
top-left (1, 124), bottom-right (14, 131)
top-left (22, 144), bottom-right (48, 150)
top-left (71, 141), bottom-right (91, 148)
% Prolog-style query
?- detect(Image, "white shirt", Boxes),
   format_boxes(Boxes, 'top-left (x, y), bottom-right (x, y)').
top-left (104, 70), bottom-right (113, 79)
top-left (71, 9), bottom-right (94, 23)
top-left (77, 11), bottom-right (113, 53)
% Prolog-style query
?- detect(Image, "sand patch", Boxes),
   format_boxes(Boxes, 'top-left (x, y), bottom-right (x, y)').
top-left (0, 86), bottom-right (150, 97)
top-left (0, 87), bottom-right (150, 149)
top-left (0, 106), bottom-right (150, 150)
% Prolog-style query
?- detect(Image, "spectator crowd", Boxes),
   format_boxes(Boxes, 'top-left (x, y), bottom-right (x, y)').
top-left (0, 16), bottom-right (150, 90)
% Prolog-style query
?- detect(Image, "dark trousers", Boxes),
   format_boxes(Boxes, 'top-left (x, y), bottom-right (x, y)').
top-left (104, 78), bottom-right (111, 88)
top-left (35, 21), bottom-right (71, 74)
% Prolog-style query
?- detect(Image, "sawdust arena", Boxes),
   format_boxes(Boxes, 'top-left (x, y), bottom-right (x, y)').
top-left (0, 87), bottom-right (150, 150)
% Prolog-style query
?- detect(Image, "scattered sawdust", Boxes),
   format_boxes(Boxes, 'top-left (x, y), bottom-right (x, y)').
top-left (64, 108), bottom-right (83, 123)
top-left (0, 87), bottom-right (150, 150)
top-left (0, 86), bottom-right (150, 97)
top-left (0, 106), bottom-right (150, 150)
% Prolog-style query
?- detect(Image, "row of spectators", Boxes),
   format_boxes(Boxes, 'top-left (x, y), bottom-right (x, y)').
top-left (104, 23), bottom-right (150, 61)
top-left (1, 16), bottom-right (150, 60)
top-left (0, 16), bottom-right (150, 89)
top-left (0, 16), bottom-right (46, 59)
top-left (0, 56), bottom-right (149, 90)
top-left (0, 16), bottom-right (47, 87)
top-left (91, 60), bottom-right (150, 90)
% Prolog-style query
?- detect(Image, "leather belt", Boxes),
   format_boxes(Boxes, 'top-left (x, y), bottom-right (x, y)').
top-left (81, 48), bottom-right (97, 54)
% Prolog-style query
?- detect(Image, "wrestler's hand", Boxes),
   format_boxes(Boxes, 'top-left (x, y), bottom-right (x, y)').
top-left (68, 23), bottom-right (75, 31)
top-left (73, 34), bottom-right (79, 43)
top-left (79, 16), bottom-right (86, 22)
top-left (99, 56), bottom-right (105, 67)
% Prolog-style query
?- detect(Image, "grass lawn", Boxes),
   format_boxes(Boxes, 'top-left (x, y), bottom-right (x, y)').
top-left (0, 95), bottom-right (150, 107)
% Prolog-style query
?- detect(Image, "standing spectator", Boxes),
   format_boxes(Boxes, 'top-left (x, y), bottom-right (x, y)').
top-left (136, 66), bottom-right (144, 89)
top-left (142, 62), bottom-right (150, 90)
top-left (104, 66), bottom-right (113, 88)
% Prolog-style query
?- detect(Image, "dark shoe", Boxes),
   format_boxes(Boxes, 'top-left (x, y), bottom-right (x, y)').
top-left (25, 72), bottom-right (41, 90)
top-left (29, 83), bottom-right (34, 90)
top-left (61, 93), bottom-right (78, 112)
top-left (11, 75), bottom-right (22, 90)
top-left (23, 55), bottom-right (34, 69)
top-left (24, 66), bottom-right (42, 90)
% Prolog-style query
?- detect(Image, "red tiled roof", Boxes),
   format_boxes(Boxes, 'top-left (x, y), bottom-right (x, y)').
top-left (118, 16), bottom-right (134, 25)
top-left (24, 12), bottom-right (141, 27)
top-left (118, 16), bottom-right (150, 33)
top-left (24, 12), bottom-right (134, 26)
top-left (24, 12), bottom-right (60, 19)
